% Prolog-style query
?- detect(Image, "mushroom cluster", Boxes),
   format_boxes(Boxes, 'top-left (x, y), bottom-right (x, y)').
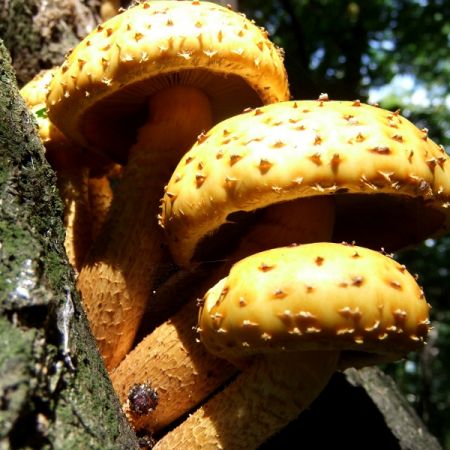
top-left (111, 98), bottom-right (449, 445)
top-left (156, 243), bottom-right (430, 449)
top-left (20, 1), bottom-right (449, 448)
top-left (45, 0), bottom-right (290, 370)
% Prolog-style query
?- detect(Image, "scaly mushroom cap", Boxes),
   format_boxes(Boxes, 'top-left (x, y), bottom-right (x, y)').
top-left (20, 69), bottom-right (68, 156)
top-left (160, 99), bottom-right (450, 266)
top-left (46, 0), bottom-right (289, 163)
top-left (199, 242), bottom-right (430, 367)
top-left (20, 69), bottom-right (54, 107)
top-left (21, 69), bottom-right (113, 172)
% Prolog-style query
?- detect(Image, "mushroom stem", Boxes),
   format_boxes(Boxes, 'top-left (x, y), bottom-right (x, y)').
top-left (77, 86), bottom-right (213, 370)
top-left (113, 296), bottom-right (238, 433)
top-left (154, 351), bottom-right (340, 450)
top-left (56, 166), bottom-right (92, 272)
top-left (87, 174), bottom-right (115, 241)
top-left (111, 196), bottom-right (335, 432)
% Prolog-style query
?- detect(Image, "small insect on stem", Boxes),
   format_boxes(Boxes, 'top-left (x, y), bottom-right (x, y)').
top-left (128, 383), bottom-right (159, 415)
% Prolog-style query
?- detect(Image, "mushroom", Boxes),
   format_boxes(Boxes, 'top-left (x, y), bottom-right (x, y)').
top-left (111, 198), bottom-right (333, 433)
top-left (46, 1), bottom-right (290, 369)
top-left (160, 98), bottom-right (450, 267)
top-left (88, 163), bottom-right (122, 240)
top-left (112, 97), bottom-right (449, 433)
top-left (154, 242), bottom-right (430, 449)
top-left (20, 69), bottom-right (113, 272)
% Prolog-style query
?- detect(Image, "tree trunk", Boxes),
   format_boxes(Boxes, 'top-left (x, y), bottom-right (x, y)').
top-left (0, 0), bottom-right (102, 86)
top-left (345, 367), bottom-right (442, 450)
top-left (0, 40), bottom-right (139, 449)
top-left (261, 369), bottom-right (442, 450)
top-left (0, 0), bottom-right (238, 86)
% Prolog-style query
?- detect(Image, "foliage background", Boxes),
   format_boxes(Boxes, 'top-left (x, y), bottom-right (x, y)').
top-left (239, 0), bottom-right (450, 447)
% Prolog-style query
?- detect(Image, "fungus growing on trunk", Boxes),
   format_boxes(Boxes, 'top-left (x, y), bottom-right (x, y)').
top-left (154, 243), bottom-right (430, 449)
top-left (46, 1), bottom-right (290, 369)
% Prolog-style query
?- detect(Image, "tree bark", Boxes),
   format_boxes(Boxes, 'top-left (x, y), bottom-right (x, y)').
top-left (260, 369), bottom-right (441, 450)
top-left (0, 0), bottom-right (238, 86)
top-left (0, 0), bottom-right (102, 86)
top-left (0, 40), bottom-right (139, 449)
top-left (345, 367), bottom-right (442, 450)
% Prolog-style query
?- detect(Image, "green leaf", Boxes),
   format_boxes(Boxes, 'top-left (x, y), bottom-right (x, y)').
top-left (35, 107), bottom-right (47, 119)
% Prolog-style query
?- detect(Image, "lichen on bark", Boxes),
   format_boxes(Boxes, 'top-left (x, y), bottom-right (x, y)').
top-left (0, 40), bottom-right (139, 449)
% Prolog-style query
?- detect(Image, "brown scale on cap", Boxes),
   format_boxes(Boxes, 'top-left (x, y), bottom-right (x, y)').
top-left (46, 1), bottom-right (290, 370)
top-left (258, 158), bottom-right (273, 174)
top-left (160, 99), bottom-right (450, 267)
top-left (153, 243), bottom-right (429, 449)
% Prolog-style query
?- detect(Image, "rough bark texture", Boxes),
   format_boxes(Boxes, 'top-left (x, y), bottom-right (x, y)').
top-left (0, 40), bottom-right (139, 449)
top-left (0, 0), bottom-right (236, 86)
top-left (345, 367), bottom-right (442, 450)
top-left (0, 0), bottom-right (102, 86)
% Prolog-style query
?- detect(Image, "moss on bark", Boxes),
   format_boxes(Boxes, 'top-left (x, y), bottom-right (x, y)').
top-left (0, 40), bottom-right (139, 449)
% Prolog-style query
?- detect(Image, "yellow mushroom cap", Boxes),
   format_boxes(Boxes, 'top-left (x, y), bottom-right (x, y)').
top-left (20, 69), bottom-right (68, 152)
top-left (21, 69), bottom-right (115, 172)
top-left (198, 242), bottom-right (430, 367)
top-left (20, 69), bottom-right (55, 108)
top-left (46, 1), bottom-right (289, 163)
top-left (160, 99), bottom-right (450, 266)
